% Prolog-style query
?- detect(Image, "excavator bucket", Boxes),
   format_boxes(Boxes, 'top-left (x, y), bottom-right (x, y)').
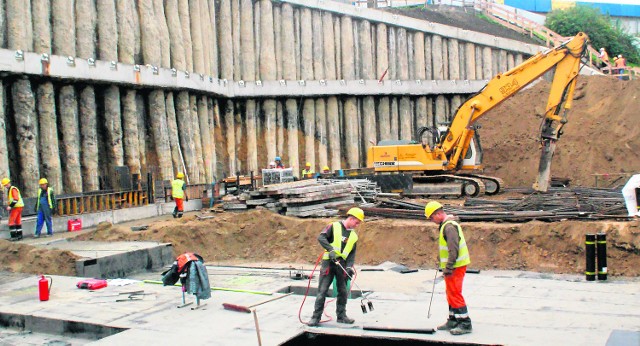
top-left (532, 139), bottom-right (556, 192)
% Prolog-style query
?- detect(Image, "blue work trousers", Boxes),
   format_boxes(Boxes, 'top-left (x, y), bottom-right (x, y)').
top-left (35, 206), bottom-right (53, 236)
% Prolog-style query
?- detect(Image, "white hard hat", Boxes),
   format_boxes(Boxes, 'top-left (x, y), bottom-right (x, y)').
top-left (600, 47), bottom-right (604, 51)
top-left (269, 161), bottom-right (276, 166)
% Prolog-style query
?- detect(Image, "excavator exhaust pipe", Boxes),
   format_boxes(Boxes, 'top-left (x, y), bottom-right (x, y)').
top-left (532, 139), bottom-right (556, 192)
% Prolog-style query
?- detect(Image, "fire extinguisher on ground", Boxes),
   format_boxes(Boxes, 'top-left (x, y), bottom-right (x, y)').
top-left (39, 275), bottom-right (53, 301)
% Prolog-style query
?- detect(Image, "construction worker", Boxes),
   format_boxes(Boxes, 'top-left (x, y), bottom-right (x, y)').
top-left (614, 54), bottom-right (627, 80)
top-left (274, 156), bottom-right (285, 169)
top-left (301, 162), bottom-right (315, 178)
top-left (424, 201), bottom-right (472, 335)
top-left (2, 178), bottom-right (23, 241)
top-left (35, 178), bottom-right (57, 238)
top-left (598, 47), bottom-right (610, 71)
top-left (322, 166), bottom-right (331, 174)
top-left (621, 174), bottom-right (640, 218)
top-left (171, 173), bottom-right (188, 218)
top-left (308, 207), bottom-right (364, 327)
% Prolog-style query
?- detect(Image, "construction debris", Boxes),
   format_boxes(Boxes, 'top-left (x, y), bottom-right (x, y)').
top-left (221, 179), bottom-right (379, 217)
top-left (341, 187), bottom-right (629, 222)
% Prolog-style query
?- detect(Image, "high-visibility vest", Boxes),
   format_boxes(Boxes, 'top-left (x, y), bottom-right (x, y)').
top-left (36, 188), bottom-right (54, 210)
top-left (439, 220), bottom-right (471, 269)
top-left (177, 252), bottom-right (201, 273)
top-left (322, 221), bottom-right (358, 260)
top-left (171, 179), bottom-right (185, 199)
top-left (7, 186), bottom-right (24, 208)
top-left (302, 169), bottom-right (315, 177)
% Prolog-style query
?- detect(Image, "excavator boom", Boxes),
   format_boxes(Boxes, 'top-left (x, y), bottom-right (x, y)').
top-left (367, 32), bottom-right (589, 196)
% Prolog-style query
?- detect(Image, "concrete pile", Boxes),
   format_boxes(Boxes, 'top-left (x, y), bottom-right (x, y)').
top-left (0, 0), bottom-right (535, 198)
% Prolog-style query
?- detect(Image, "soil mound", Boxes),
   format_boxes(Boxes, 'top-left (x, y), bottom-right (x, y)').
top-left (0, 241), bottom-right (79, 276)
top-left (74, 210), bottom-right (640, 277)
top-left (481, 76), bottom-right (640, 187)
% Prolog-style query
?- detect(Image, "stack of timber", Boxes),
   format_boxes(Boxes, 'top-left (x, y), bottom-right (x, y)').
top-left (320, 179), bottom-right (380, 203)
top-left (223, 179), bottom-right (379, 217)
top-left (342, 187), bottom-right (629, 222)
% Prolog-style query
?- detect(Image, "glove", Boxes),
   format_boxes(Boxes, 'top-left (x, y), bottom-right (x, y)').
top-left (346, 267), bottom-right (355, 277)
top-left (443, 267), bottom-right (453, 276)
top-left (328, 250), bottom-right (337, 262)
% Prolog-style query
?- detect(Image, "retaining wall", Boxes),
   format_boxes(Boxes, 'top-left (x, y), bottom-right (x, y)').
top-left (0, 0), bottom-right (541, 193)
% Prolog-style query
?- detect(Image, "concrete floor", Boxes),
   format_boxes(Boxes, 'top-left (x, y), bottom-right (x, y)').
top-left (0, 265), bottom-right (638, 345)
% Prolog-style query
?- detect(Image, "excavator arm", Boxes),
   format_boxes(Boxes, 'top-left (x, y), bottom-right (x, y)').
top-left (438, 32), bottom-right (588, 191)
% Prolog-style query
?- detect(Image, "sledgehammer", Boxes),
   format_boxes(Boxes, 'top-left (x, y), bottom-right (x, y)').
top-left (223, 292), bottom-right (293, 313)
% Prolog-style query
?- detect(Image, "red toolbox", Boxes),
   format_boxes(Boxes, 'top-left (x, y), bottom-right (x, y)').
top-left (76, 278), bottom-right (108, 290)
top-left (67, 218), bottom-right (82, 232)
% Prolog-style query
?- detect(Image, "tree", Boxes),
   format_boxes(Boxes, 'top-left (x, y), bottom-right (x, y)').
top-left (545, 6), bottom-right (639, 64)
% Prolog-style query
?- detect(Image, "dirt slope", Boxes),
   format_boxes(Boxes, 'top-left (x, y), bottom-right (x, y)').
top-left (481, 76), bottom-right (640, 187)
top-left (73, 210), bottom-right (640, 277)
top-left (386, 5), bottom-right (540, 44)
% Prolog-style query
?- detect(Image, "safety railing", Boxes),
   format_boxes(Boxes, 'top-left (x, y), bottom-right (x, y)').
top-left (473, 0), bottom-right (611, 73)
top-left (55, 190), bottom-right (149, 216)
top-left (474, 0), bottom-right (568, 47)
top-left (600, 66), bottom-right (639, 80)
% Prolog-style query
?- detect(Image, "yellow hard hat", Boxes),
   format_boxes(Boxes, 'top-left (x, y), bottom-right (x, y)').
top-left (39, 178), bottom-right (48, 185)
top-left (347, 207), bottom-right (365, 222)
top-left (424, 201), bottom-right (443, 218)
top-left (305, 162), bottom-right (311, 167)
top-left (1, 178), bottom-right (9, 186)
top-left (323, 166), bottom-right (330, 171)
top-left (176, 172), bottom-right (184, 179)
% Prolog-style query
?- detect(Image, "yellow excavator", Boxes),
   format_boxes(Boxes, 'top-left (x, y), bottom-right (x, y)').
top-left (367, 32), bottom-right (589, 197)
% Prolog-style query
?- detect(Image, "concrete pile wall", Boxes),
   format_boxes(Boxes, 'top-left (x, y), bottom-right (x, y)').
top-left (0, 0), bottom-right (530, 195)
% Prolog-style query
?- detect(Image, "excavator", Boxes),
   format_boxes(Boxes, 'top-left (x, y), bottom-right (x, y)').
top-left (366, 32), bottom-right (589, 197)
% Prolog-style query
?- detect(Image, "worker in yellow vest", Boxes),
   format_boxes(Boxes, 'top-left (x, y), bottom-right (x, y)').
top-left (2, 178), bottom-right (24, 241)
top-left (35, 178), bottom-right (57, 237)
top-left (424, 201), bottom-right (472, 335)
top-left (301, 162), bottom-right (315, 179)
top-left (308, 207), bottom-right (364, 327)
top-left (171, 173), bottom-right (188, 218)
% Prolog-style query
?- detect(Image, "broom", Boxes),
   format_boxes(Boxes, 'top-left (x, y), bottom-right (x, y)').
top-left (223, 292), bottom-right (293, 313)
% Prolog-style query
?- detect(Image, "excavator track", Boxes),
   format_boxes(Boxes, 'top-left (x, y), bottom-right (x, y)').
top-left (412, 174), bottom-right (486, 197)
top-left (460, 174), bottom-right (505, 195)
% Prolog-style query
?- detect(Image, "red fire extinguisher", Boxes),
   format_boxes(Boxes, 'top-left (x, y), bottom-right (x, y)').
top-left (39, 275), bottom-right (53, 301)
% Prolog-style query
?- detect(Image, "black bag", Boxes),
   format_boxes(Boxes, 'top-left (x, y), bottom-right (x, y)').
top-left (161, 262), bottom-right (180, 286)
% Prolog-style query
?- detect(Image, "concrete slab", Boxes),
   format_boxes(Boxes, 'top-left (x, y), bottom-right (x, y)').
top-left (29, 240), bottom-right (174, 278)
top-left (0, 267), bottom-right (637, 345)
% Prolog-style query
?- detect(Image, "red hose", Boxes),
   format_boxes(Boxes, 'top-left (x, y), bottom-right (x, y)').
top-left (298, 252), bottom-right (358, 326)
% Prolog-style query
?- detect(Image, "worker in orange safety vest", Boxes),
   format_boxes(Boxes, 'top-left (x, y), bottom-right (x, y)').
top-left (2, 178), bottom-right (23, 241)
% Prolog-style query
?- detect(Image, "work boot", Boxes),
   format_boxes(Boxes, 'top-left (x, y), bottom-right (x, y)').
top-left (450, 318), bottom-right (472, 335)
top-left (336, 314), bottom-right (355, 324)
top-left (308, 315), bottom-right (321, 327)
top-left (437, 317), bottom-right (458, 331)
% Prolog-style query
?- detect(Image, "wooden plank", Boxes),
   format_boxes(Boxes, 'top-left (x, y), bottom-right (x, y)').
top-left (246, 198), bottom-right (276, 206)
top-left (285, 197), bottom-right (354, 212)
top-left (281, 183), bottom-right (351, 195)
top-left (257, 179), bottom-right (317, 192)
top-left (283, 187), bottom-right (352, 199)
top-left (281, 192), bottom-right (352, 205)
top-left (287, 209), bottom-right (339, 218)
top-left (223, 203), bottom-right (248, 210)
